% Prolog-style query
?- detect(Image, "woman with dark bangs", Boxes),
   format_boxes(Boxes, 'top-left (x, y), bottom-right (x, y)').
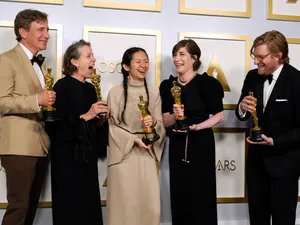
top-left (160, 39), bottom-right (224, 225)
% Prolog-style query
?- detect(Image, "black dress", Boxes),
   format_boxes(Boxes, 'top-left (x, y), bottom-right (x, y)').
top-left (50, 76), bottom-right (108, 225)
top-left (159, 73), bottom-right (224, 225)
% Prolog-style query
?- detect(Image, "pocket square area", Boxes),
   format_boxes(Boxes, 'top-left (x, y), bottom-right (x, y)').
top-left (275, 99), bottom-right (288, 102)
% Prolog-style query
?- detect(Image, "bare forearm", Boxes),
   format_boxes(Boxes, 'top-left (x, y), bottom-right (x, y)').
top-left (191, 111), bottom-right (224, 131)
top-left (162, 113), bottom-right (176, 128)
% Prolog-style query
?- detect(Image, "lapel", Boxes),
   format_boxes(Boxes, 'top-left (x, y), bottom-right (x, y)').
top-left (255, 76), bottom-right (264, 119)
top-left (41, 64), bottom-right (47, 75)
top-left (14, 44), bottom-right (43, 94)
top-left (263, 64), bottom-right (286, 115)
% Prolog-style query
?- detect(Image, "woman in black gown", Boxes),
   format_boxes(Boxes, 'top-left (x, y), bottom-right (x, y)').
top-left (50, 40), bottom-right (108, 225)
top-left (159, 39), bottom-right (224, 225)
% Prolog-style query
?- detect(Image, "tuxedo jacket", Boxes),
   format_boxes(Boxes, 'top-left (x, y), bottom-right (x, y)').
top-left (0, 44), bottom-right (50, 156)
top-left (235, 63), bottom-right (300, 178)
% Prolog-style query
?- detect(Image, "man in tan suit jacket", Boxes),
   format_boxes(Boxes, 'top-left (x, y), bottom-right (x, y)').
top-left (0, 9), bottom-right (56, 225)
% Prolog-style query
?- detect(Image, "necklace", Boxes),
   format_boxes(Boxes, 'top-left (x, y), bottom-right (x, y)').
top-left (177, 76), bottom-right (187, 86)
top-left (177, 73), bottom-right (197, 86)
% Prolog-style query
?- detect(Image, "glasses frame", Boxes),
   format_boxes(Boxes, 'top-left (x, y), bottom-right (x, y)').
top-left (250, 53), bottom-right (270, 61)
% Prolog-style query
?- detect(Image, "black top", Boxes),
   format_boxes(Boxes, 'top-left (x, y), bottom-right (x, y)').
top-left (160, 73), bottom-right (224, 126)
top-left (235, 64), bottom-right (300, 178)
top-left (51, 75), bottom-right (108, 160)
top-left (50, 75), bottom-right (106, 225)
top-left (159, 73), bottom-right (224, 225)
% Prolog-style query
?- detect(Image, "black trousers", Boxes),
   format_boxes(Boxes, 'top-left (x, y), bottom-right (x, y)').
top-left (247, 152), bottom-right (298, 225)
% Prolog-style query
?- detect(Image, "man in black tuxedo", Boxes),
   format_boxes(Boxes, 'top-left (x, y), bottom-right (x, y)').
top-left (236, 30), bottom-right (300, 225)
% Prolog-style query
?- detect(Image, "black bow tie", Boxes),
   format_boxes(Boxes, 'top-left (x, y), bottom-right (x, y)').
top-left (30, 54), bottom-right (45, 67)
top-left (262, 74), bottom-right (273, 84)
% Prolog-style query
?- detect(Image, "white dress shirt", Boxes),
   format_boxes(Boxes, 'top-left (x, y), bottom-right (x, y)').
top-left (239, 64), bottom-right (284, 117)
top-left (262, 64), bottom-right (283, 111)
top-left (20, 43), bottom-right (45, 89)
top-left (20, 43), bottom-right (45, 108)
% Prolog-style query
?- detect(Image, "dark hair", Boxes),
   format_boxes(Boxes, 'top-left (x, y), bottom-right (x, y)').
top-left (120, 47), bottom-right (150, 124)
top-left (14, 9), bottom-right (48, 42)
top-left (251, 30), bottom-right (289, 64)
top-left (172, 39), bottom-right (202, 71)
top-left (62, 39), bottom-right (91, 76)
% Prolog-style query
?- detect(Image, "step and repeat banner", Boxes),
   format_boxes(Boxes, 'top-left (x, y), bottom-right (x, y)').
top-left (0, 22), bottom-right (248, 207)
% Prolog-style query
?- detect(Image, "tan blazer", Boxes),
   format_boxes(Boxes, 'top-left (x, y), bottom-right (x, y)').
top-left (0, 44), bottom-right (50, 156)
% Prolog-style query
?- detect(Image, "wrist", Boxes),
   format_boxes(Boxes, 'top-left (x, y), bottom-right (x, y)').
top-left (269, 137), bottom-right (274, 146)
top-left (80, 113), bottom-right (92, 121)
top-left (239, 103), bottom-right (245, 113)
top-left (37, 94), bottom-right (41, 106)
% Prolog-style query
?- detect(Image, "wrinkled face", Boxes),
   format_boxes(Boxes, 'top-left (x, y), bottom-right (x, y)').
top-left (124, 51), bottom-right (149, 81)
top-left (173, 46), bottom-right (195, 75)
top-left (19, 20), bottom-right (50, 54)
top-left (251, 44), bottom-right (282, 76)
top-left (72, 45), bottom-right (96, 79)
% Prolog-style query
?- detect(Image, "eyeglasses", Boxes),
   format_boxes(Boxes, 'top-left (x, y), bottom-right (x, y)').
top-left (250, 53), bottom-right (270, 61)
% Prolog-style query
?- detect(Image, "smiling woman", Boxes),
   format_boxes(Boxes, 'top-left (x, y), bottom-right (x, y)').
top-left (159, 39), bottom-right (224, 225)
top-left (106, 47), bottom-right (166, 225)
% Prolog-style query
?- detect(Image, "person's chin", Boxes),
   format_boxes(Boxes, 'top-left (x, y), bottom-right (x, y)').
top-left (176, 69), bottom-right (184, 75)
top-left (41, 41), bottom-right (49, 48)
top-left (86, 73), bottom-right (93, 78)
top-left (257, 69), bottom-right (267, 75)
top-left (38, 45), bottom-right (47, 51)
top-left (138, 74), bottom-right (146, 79)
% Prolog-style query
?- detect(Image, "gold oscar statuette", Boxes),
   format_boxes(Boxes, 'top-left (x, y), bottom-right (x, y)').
top-left (137, 95), bottom-right (160, 145)
top-left (248, 91), bottom-right (263, 142)
top-left (287, 0), bottom-right (297, 3)
top-left (42, 68), bottom-right (56, 122)
top-left (171, 80), bottom-right (188, 130)
top-left (90, 69), bottom-right (107, 117)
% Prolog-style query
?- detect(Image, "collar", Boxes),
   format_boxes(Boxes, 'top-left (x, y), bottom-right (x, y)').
top-left (128, 78), bottom-right (144, 87)
top-left (19, 42), bottom-right (34, 60)
top-left (271, 64), bottom-right (283, 81)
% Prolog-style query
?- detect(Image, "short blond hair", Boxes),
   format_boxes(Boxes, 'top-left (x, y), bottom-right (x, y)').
top-left (251, 30), bottom-right (289, 64)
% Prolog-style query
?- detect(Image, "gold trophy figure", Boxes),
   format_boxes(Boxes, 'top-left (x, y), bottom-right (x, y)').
top-left (91, 69), bottom-right (107, 117)
top-left (91, 68), bottom-right (102, 101)
top-left (248, 91), bottom-right (263, 142)
top-left (171, 81), bottom-right (188, 130)
top-left (137, 95), bottom-right (160, 145)
top-left (42, 68), bottom-right (56, 122)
